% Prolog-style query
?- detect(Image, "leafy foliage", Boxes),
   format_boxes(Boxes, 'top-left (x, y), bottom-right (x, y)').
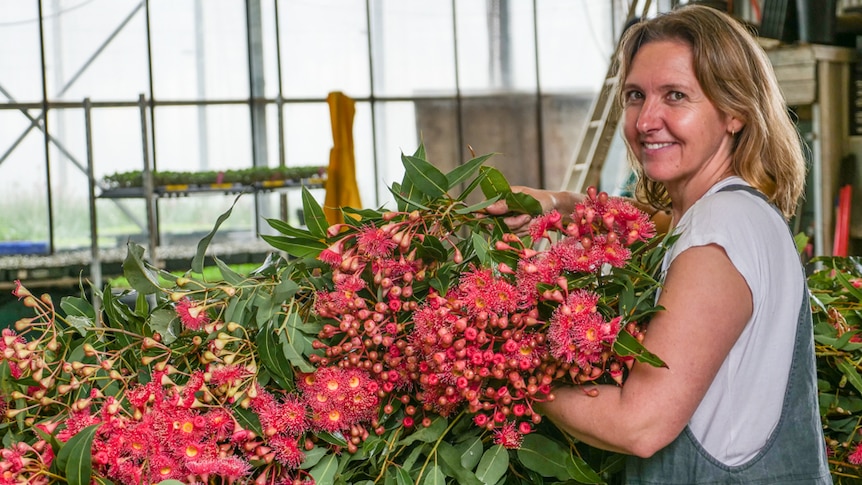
top-left (0, 146), bottom-right (671, 484)
top-left (809, 256), bottom-right (862, 483)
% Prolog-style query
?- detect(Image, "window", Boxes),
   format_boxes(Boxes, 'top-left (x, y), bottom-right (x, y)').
top-left (0, 0), bottom-right (645, 264)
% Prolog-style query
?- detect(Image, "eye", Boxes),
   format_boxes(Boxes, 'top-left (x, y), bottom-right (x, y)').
top-left (623, 90), bottom-right (644, 104)
top-left (668, 91), bottom-right (685, 101)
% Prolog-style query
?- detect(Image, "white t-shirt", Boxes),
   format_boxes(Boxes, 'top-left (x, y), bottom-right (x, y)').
top-left (661, 176), bottom-right (802, 466)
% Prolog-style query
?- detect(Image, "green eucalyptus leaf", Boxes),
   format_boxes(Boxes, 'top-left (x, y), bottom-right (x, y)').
top-left (214, 255), bottom-right (246, 286)
top-left (614, 330), bottom-right (666, 368)
top-left (193, 193), bottom-right (243, 273)
top-left (342, 206), bottom-right (385, 221)
top-left (446, 153), bottom-right (495, 190)
top-left (565, 454), bottom-right (604, 483)
top-left (274, 277), bottom-right (300, 302)
top-left (266, 217), bottom-right (314, 238)
top-left (516, 433), bottom-right (571, 480)
top-left (417, 235), bottom-right (448, 262)
top-left (309, 454), bottom-right (338, 484)
top-left (837, 359), bottom-right (862, 396)
top-left (123, 242), bottom-right (162, 295)
top-left (65, 315), bottom-right (94, 337)
top-left (395, 466), bottom-right (414, 485)
top-left (280, 329), bottom-right (315, 373)
top-left (456, 170), bottom-right (489, 202)
top-left (224, 295), bottom-right (250, 326)
top-left (397, 417), bottom-right (448, 446)
top-left (475, 444), bottom-right (509, 485)
top-left (316, 431), bottom-right (349, 447)
top-left (148, 309), bottom-right (179, 345)
top-left (300, 446), bottom-right (328, 470)
top-left (504, 191), bottom-right (543, 215)
top-left (60, 296), bottom-right (95, 319)
top-left (302, 185), bottom-right (330, 238)
top-left (56, 423), bottom-right (100, 485)
top-left (260, 234), bottom-right (327, 259)
top-left (436, 441), bottom-right (484, 485)
top-left (233, 405), bottom-right (263, 436)
top-left (402, 154), bottom-right (448, 198)
top-left (454, 195), bottom-right (502, 215)
top-left (472, 233), bottom-right (491, 268)
top-left (413, 141), bottom-right (427, 159)
top-left (421, 464), bottom-right (447, 485)
top-left (458, 436), bottom-right (484, 471)
top-left (155, 481), bottom-right (186, 485)
top-left (478, 166), bottom-right (511, 198)
top-left (256, 324), bottom-right (295, 389)
top-left (388, 184), bottom-right (433, 211)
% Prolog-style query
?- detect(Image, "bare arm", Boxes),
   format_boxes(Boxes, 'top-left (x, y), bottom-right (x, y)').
top-left (539, 244), bottom-right (752, 457)
top-left (485, 186), bottom-right (671, 235)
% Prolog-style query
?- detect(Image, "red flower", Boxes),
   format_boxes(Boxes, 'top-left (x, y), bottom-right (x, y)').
top-left (209, 364), bottom-right (250, 387)
top-left (493, 422), bottom-right (523, 449)
top-left (528, 210), bottom-right (563, 241)
top-left (187, 456), bottom-right (251, 480)
top-left (256, 392), bottom-right (309, 437)
top-left (269, 434), bottom-right (306, 468)
top-left (849, 442), bottom-right (862, 465)
top-left (175, 297), bottom-right (210, 331)
top-left (11, 280), bottom-right (30, 299)
top-left (357, 224), bottom-right (397, 258)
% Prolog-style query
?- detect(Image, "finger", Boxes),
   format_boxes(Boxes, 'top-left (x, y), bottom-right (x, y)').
top-left (484, 200), bottom-right (510, 216)
top-left (503, 214), bottom-right (532, 230)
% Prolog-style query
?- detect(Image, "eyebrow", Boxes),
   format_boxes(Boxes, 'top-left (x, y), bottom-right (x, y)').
top-left (622, 82), bottom-right (692, 92)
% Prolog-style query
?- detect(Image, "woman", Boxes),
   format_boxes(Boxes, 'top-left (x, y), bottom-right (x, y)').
top-left (488, 5), bottom-right (830, 483)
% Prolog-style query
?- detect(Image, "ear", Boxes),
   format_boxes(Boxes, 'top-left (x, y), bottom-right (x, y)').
top-left (727, 118), bottom-right (744, 135)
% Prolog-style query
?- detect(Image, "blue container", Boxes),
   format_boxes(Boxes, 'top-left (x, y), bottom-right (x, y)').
top-left (0, 241), bottom-right (50, 256)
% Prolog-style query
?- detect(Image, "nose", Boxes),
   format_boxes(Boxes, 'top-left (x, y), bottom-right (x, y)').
top-left (635, 99), bottom-right (662, 134)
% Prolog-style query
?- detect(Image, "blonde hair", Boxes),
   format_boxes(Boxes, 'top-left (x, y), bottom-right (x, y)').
top-left (617, 5), bottom-right (806, 219)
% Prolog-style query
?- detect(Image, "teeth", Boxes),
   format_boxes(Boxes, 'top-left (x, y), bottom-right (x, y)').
top-left (644, 142), bottom-right (672, 149)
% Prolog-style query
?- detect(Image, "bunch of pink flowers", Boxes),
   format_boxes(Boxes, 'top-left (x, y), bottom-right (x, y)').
top-left (307, 187), bottom-right (656, 449)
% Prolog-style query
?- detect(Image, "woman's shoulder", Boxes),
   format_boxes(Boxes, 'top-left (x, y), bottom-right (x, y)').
top-left (671, 183), bottom-right (789, 258)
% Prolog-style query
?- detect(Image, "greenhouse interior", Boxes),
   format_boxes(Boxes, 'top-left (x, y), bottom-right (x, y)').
top-left (6, 0), bottom-right (862, 483)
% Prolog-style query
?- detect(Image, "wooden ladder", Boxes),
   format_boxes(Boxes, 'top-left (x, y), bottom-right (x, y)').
top-left (558, 0), bottom-right (652, 194)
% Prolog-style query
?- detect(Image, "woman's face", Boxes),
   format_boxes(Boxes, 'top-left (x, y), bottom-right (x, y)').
top-left (622, 40), bottom-right (736, 192)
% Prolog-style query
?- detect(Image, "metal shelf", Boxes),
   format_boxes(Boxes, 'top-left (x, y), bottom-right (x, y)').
top-left (99, 177), bottom-right (325, 199)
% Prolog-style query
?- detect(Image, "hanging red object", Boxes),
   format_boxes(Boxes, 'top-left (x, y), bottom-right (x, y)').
top-left (833, 184), bottom-right (852, 257)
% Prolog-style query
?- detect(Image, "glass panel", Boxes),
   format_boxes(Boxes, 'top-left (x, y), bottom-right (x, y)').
top-left (258, 1), bottom-right (280, 100)
top-left (369, 0), bottom-right (456, 97)
top-left (372, 101), bottom-right (427, 210)
top-left (42, 0), bottom-right (150, 102)
top-left (92, 107), bottom-right (151, 250)
top-left (353, 102), bottom-right (375, 209)
top-left (536, 1), bottom-right (614, 93)
top-left (47, 108), bottom-right (92, 251)
top-left (283, 102), bottom-right (332, 175)
top-left (150, 0), bottom-right (248, 100)
top-left (158, 194), bottom-right (256, 245)
top-left (278, 0), bottom-right (370, 99)
top-left (455, 2), bottom-right (537, 93)
top-left (153, 105), bottom-right (252, 172)
top-left (0, 111), bottom-right (49, 250)
top-left (0, 1), bottom-right (43, 103)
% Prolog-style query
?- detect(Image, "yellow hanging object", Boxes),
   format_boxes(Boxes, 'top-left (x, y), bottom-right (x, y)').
top-left (323, 91), bottom-right (362, 225)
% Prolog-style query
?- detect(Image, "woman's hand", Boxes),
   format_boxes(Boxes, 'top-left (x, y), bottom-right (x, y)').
top-left (485, 186), bottom-right (581, 236)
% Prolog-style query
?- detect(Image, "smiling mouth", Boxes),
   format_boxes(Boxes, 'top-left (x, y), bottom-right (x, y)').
top-left (643, 142), bottom-right (673, 150)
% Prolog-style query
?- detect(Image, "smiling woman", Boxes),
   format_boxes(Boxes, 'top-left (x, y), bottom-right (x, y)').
top-left (489, 5), bottom-right (831, 484)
